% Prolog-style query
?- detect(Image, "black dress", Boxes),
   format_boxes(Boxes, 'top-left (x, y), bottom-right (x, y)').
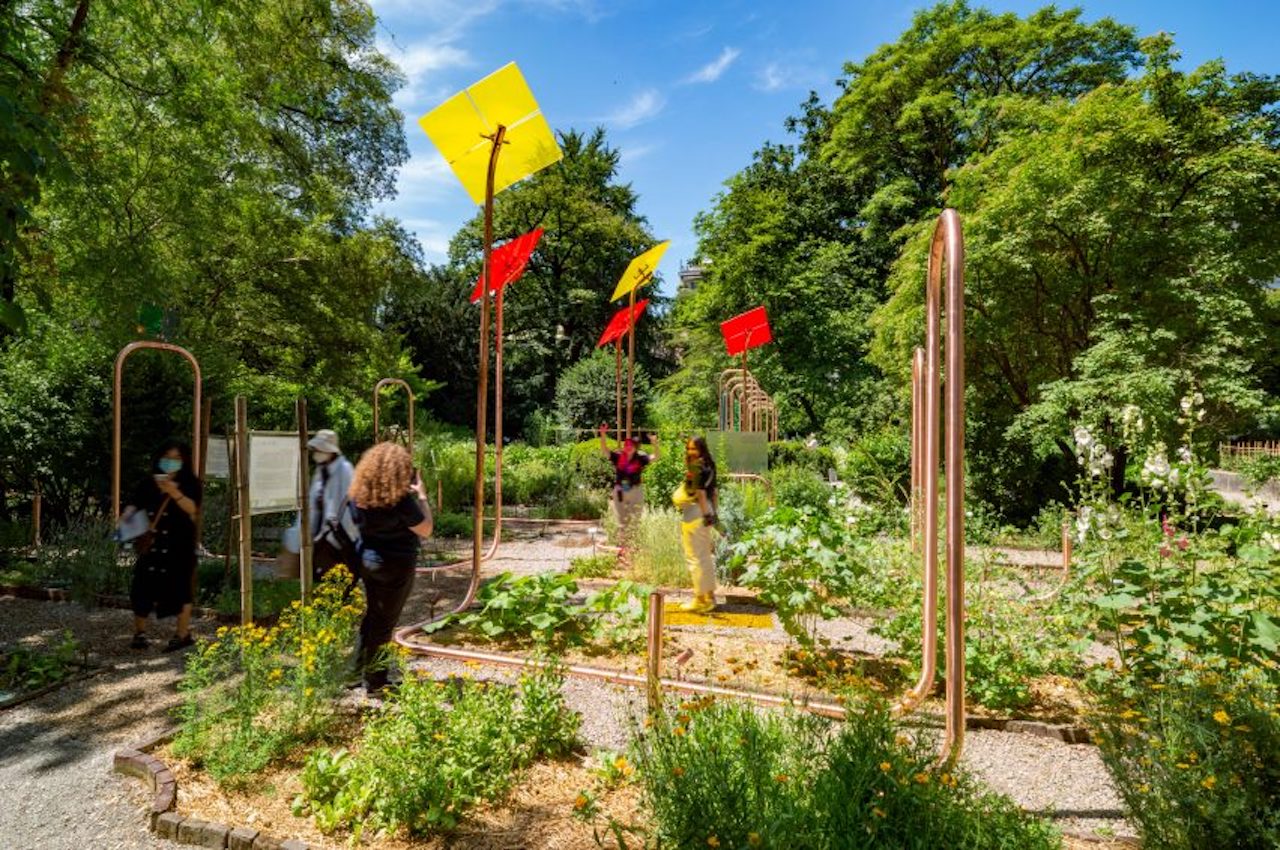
top-left (128, 474), bottom-right (202, 619)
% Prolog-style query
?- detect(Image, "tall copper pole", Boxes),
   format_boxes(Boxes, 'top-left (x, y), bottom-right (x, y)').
top-left (895, 211), bottom-right (965, 768)
top-left (112, 342), bottom-right (202, 521)
top-left (486, 285), bottom-right (506, 559)
top-left (910, 347), bottom-right (925, 554)
top-left (615, 339), bottom-right (623, 442)
top-left (468, 126), bottom-right (507, 608)
top-left (625, 288), bottom-right (637, 440)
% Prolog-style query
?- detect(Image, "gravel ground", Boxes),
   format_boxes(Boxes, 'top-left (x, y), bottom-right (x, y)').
top-left (0, 595), bottom-right (219, 850)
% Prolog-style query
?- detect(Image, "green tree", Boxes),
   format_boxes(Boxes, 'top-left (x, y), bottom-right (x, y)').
top-left (554, 348), bottom-right (651, 432)
top-left (874, 36), bottom-right (1280, 517)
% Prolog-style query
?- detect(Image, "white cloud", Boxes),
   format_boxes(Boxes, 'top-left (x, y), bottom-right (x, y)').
top-left (683, 47), bottom-right (741, 84)
top-left (754, 61), bottom-right (823, 93)
top-left (619, 143), bottom-right (658, 166)
top-left (604, 89), bottom-right (665, 129)
top-left (380, 39), bottom-right (472, 111)
top-left (398, 218), bottom-right (453, 258)
top-left (756, 62), bottom-right (789, 92)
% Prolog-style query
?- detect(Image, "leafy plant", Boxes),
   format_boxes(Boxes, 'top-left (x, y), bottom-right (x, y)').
top-left (731, 506), bottom-right (864, 648)
top-left (172, 567), bottom-right (363, 784)
top-left (0, 631), bottom-right (82, 693)
top-left (1091, 659), bottom-right (1280, 849)
top-left (770, 465), bottom-right (835, 515)
top-left (426, 571), bottom-right (650, 649)
top-left (296, 665), bottom-right (580, 837)
top-left (569, 553), bottom-right (617, 579)
top-left (630, 696), bottom-right (1062, 849)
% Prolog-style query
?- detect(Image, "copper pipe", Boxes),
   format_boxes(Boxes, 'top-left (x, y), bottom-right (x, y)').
top-left (234, 395), bottom-right (252, 625)
top-left (615, 338), bottom-right (623, 442)
top-left (460, 125), bottom-right (507, 618)
top-left (1027, 519), bottom-right (1073, 604)
top-left (895, 211), bottom-right (966, 769)
top-left (626, 288), bottom-right (637, 440)
top-left (910, 347), bottom-right (925, 554)
top-left (112, 342), bottom-right (203, 521)
top-left (646, 591), bottom-right (664, 711)
top-left (393, 628), bottom-right (849, 720)
top-left (296, 398), bottom-right (313, 603)
top-left (373, 378), bottom-right (416, 446)
top-left (31, 485), bottom-right (41, 548)
top-left (486, 286), bottom-right (506, 561)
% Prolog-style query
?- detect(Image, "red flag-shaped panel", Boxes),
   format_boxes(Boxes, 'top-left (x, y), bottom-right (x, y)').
top-left (720, 306), bottom-right (772, 356)
top-left (596, 299), bottom-right (650, 348)
top-left (469, 227), bottom-right (544, 303)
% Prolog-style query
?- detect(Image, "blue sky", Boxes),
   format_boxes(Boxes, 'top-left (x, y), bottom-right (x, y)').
top-left (369, 0), bottom-right (1280, 295)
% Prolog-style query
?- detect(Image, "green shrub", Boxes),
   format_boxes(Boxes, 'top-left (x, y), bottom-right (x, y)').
top-left (1, 630), bottom-right (83, 692)
top-left (297, 665), bottom-right (580, 837)
top-left (431, 511), bottom-right (473, 539)
top-left (603, 506), bottom-right (688, 587)
top-left (214, 577), bottom-right (300, 619)
top-left (172, 568), bottom-right (362, 785)
top-left (38, 515), bottom-right (125, 607)
top-left (770, 465), bottom-right (833, 515)
top-left (425, 571), bottom-right (649, 649)
top-left (769, 440), bottom-right (839, 477)
top-left (843, 427), bottom-right (909, 507)
top-left (631, 698), bottom-right (1062, 850)
top-left (569, 553), bottom-right (616, 579)
top-left (1092, 661), bottom-right (1280, 850)
top-left (731, 506), bottom-right (864, 648)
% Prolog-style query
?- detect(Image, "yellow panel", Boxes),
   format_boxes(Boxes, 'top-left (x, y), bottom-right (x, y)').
top-left (468, 62), bottom-right (539, 130)
top-left (663, 605), bottom-right (775, 629)
top-left (494, 113), bottom-right (563, 195)
top-left (418, 91), bottom-right (488, 164)
top-left (611, 240), bottom-right (672, 302)
top-left (417, 62), bottom-right (564, 206)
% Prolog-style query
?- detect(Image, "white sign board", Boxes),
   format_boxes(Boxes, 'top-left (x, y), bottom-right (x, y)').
top-left (248, 432), bottom-right (301, 516)
top-left (204, 435), bottom-right (230, 480)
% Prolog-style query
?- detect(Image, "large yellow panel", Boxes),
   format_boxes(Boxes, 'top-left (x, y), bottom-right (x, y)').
top-left (468, 63), bottom-right (539, 130)
top-left (417, 62), bottom-right (563, 205)
top-left (418, 91), bottom-right (487, 164)
top-left (611, 240), bottom-right (672, 302)
top-left (663, 605), bottom-right (775, 629)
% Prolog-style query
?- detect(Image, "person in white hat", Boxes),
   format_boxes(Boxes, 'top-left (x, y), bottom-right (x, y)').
top-left (304, 429), bottom-right (357, 580)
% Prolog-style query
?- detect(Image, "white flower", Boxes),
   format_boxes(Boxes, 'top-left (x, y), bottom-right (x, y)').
top-left (1262, 531), bottom-right (1280, 552)
top-left (1180, 395), bottom-right (1194, 415)
top-left (1178, 446), bottom-right (1193, 464)
top-left (1073, 426), bottom-right (1094, 455)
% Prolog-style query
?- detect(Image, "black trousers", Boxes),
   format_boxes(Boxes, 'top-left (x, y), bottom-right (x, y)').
top-left (357, 551), bottom-right (415, 690)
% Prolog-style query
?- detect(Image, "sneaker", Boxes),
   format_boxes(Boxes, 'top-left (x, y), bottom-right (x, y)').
top-left (163, 634), bottom-right (195, 653)
top-left (129, 633), bottom-right (149, 650)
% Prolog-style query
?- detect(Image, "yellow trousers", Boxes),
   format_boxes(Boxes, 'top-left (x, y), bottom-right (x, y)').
top-left (680, 512), bottom-right (716, 596)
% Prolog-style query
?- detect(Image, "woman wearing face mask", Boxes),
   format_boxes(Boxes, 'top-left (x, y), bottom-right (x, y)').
top-left (303, 429), bottom-right (356, 581)
top-left (121, 440), bottom-right (203, 651)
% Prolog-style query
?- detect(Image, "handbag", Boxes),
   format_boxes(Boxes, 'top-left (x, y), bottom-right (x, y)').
top-left (133, 496), bottom-right (172, 557)
top-left (320, 497), bottom-right (361, 572)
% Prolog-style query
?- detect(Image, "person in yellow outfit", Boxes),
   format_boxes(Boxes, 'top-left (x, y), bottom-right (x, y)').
top-left (674, 436), bottom-right (719, 613)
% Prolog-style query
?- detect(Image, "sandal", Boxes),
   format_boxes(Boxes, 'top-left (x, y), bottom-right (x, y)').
top-left (163, 634), bottom-right (195, 653)
top-left (130, 633), bottom-right (149, 650)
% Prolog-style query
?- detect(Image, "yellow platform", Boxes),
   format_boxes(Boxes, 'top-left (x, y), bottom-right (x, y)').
top-left (662, 605), bottom-right (775, 629)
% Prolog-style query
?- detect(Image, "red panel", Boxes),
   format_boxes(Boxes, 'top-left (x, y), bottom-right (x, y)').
top-left (469, 227), bottom-right (545, 303)
top-left (720, 306), bottom-right (772, 356)
top-left (596, 298), bottom-right (650, 348)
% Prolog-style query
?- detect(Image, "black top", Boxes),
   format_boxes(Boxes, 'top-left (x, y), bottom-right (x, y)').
top-left (610, 450), bottom-right (652, 489)
top-left (351, 493), bottom-right (427, 560)
top-left (697, 461), bottom-right (718, 502)
top-left (129, 473), bottom-right (203, 564)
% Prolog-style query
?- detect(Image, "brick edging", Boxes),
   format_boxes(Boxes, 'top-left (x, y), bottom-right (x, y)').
top-left (113, 730), bottom-right (310, 850)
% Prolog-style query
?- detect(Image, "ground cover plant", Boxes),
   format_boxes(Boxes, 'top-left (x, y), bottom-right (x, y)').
top-left (0, 630), bottom-right (83, 695)
top-left (626, 696), bottom-right (1062, 850)
top-left (295, 665), bottom-right (580, 838)
top-left (171, 567), bottom-right (363, 785)
top-left (424, 571), bottom-right (650, 650)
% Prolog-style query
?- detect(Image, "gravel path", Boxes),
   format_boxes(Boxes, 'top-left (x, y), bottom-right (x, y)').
top-left (0, 595), bottom-right (218, 850)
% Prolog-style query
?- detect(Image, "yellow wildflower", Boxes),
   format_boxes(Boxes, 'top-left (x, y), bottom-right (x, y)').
top-left (774, 774), bottom-right (789, 783)
top-left (673, 727), bottom-right (686, 737)
top-left (871, 807), bottom-right (886, 819)
top-left (747, 833), bottom-right (761, 847)
top-left (573, 793), bottom-right (589, 811)
top-left (879, 762), bottom-right (892, 772)
top-left (913, 772), bottom-right (930, 785)
top-left (672, 767), bottom-right (685, 777)
top-left (1213, 710), bottom-right (1231, 725)
top-left (707, 836), bottom-right (720, 848)
top-left (1201, 775), bottom-right (1217, 790)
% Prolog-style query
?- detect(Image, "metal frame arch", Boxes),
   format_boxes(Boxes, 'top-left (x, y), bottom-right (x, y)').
top-left (112, 342), bottom-right (203, 521)
top-left (372, 378), bottom-right (416, 446)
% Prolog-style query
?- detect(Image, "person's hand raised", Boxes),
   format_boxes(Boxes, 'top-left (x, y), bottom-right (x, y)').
top-left (156, 477), bottom-right (181, 499)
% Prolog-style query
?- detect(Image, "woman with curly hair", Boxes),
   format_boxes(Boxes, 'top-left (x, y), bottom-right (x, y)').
top-left (348, 441), bottom-right (432, 693)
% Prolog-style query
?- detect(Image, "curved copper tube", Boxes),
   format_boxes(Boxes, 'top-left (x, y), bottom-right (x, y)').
top-left (372, 378), bottom-right (415, 446)
top-left (894, 210), bottom-right (966, 766)
top-left (910, 347), bottom-right (925, 553)
top-left (112, 342), bottom-right (203, 521)
top-left (1026, 520), bottom-right (1073, 604)
top-left (485, 288), bottom-right (506, 561)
